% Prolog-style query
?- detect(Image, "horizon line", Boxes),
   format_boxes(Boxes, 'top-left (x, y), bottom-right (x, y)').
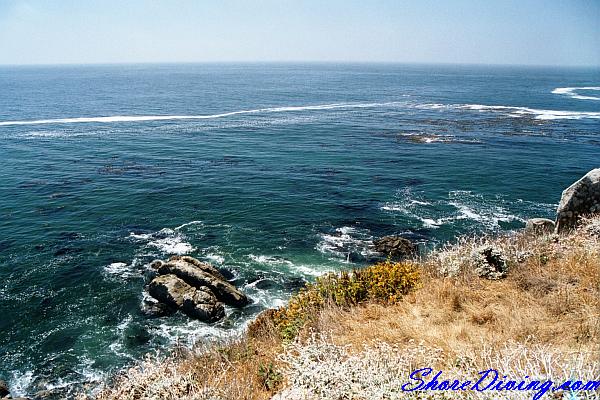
top-left (1, 60), bottom-right (599, 69)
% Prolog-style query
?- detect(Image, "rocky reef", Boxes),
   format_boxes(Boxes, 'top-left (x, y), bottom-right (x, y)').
top-left (373, 235), bottom-right (417, 259)
top-left (143, 255), bottom-right (249, 323)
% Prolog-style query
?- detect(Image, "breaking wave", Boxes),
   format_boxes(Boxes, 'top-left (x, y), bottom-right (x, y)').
top-left (552, 86), bottom-right (600, 101)
top-left (316, 226), bottom-right (379, 263)
top-left (459, 104), bottom-right (600, 120)
top-left (128, 226), bottom-right (197, 255)
top-left (0, 102), bottom-right (403, 126)
top-left (3, 99), bottom-right (598, 129)
top-left (417, 102), bottom-right (600, 120)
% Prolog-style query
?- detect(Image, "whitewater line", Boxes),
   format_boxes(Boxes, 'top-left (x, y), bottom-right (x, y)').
top-left (551, 86), bottom-right (600, 101)
top-left (0, 102), bottom-right (402, 126)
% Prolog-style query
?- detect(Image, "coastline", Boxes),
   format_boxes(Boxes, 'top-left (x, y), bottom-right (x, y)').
top-left (77, 211), bottom-right (600, 399)
top-left (1, 63), bottom-right (599, 399)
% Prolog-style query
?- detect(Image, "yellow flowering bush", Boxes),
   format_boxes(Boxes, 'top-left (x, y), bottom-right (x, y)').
top-left (273, 261), bottom-right (420, 340)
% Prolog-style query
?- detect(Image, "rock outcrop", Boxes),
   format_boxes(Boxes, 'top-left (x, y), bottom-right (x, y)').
top-left (471, 245), bottom-right (507, 280)
top-left (148, 274), bottom-right (193, 308)
top-left (144, 256), bottom-right (248, 323)
top-left (0, 380), bottom-right (9, 398)
top-left (556, 168), bottom-right (600, 233)
top-left (158, 260), bottom-right (249, 307)
top-left (373, 236), bottom-right (416, 259)
top-left (148, 274), bottom-right (225, 322)
top-left (170, 255), bottom-right (227, 281)
top-left (525, 218), bottom-right (555, 235)
top-left (182, 287), bottom-right (225, 322)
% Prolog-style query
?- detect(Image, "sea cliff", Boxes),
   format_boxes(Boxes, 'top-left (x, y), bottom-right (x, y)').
top-left (68, 170), bottom-right (600, 400)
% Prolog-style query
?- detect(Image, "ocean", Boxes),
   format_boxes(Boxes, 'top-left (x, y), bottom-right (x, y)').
top-left (0, 63), bottom-right (598, 397)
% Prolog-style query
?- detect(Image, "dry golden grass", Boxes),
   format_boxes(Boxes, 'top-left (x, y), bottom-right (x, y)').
top-left (84, 216), bottom-right (600, 400)
top-left (317, 224), bottom-right (599, 357)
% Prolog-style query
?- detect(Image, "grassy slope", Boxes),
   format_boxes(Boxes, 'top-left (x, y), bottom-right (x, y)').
top-left (83, 217), bottom-right (600, 400)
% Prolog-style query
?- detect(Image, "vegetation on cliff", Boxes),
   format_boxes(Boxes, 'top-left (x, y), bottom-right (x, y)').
top-left (82, 216), bottom-right (600, 400)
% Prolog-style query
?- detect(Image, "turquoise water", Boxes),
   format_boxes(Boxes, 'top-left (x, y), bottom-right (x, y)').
top-left (0, 63), bottom-right (599, 397)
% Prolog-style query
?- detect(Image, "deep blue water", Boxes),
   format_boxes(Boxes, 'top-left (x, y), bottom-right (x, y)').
top-left (0, 63), bottom-right (599, 397)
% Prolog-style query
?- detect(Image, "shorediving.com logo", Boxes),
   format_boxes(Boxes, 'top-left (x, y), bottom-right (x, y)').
top-left (402, 368), bottom-right (599, 399)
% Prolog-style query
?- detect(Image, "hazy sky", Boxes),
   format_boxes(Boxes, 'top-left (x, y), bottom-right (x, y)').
top-left (0, 0), bottom-right (599, 66)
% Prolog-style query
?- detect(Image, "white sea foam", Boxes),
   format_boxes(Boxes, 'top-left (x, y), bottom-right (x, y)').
top-left (128, 228), bottom-right (195, 255)
top-left (381, 188), bottom-right (527, 231)
top-left (415, 101), bottom-right (600, 120)
top-left (249, 254), bottom-right (294, 266)
top-left (290, 264), bottom-right (325, 277)
top-left (152, 319), bottom-right (242, 348)
top-left (108, 315), bottom-right (136, 359)
top-left (9, 370), bottom-right (35, 397)
top-left (174, 220), bottom-right (204, 230)
top-left (242, 281), bottom-right (289, 308)
top-left (316, 226), bottom-right (378, 262)
top-left (457, 104), bottom-right (600, 120)
top-left (205, 253), bottom-right (225, 264)
top-left (552, 86), bottom-right (600, 101)
top-left (103, 262), bottom-right (139, 279)
top-left (0, 102), bottom-right (403, 127)
top-left (398, 132), bottom-right (482, 144)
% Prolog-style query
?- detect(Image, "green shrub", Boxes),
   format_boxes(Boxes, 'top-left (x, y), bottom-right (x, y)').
top-left (273, 260), bottom-right (420, 340)
top-left (257, 362), bottom-right (283, 391)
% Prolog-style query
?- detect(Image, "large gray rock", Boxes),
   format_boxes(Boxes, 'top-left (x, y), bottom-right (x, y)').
top-left (168, 255), bottom-right (227, 281)
top-left (373, 236), bottom-right (416, 259)
top-left (525, 218), bottom-right (555, 235)
top-left (158, 261), bottom-right (249, 307)
top-left (182, 287), bottom-right (225, 322)
top-left (148, 275), bottom-right (224, 322)
top-left (148, 274), bottom-right (193, 309)
top-left (556, 168), bottom-right (600, 233)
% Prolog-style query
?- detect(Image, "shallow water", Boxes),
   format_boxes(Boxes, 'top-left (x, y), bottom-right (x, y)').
top-left (0, 63), bottom-right (598, 397)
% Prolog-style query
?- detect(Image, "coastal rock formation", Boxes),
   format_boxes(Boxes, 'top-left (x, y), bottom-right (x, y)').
top-left (182, 287), bottom-right (225, 322)
top-left (373, 236), bottom-right (416, 259)
top-left (471, 245), bottom-right (507, 280)
top-left (145, 255), bottom-right (248, 322)
top-left (0, 380), bottom-right (9, 398)
top-left (556, 168), bottom-right (600, 233)
top-left (525, 218), bottom-right (555, 235)
top-left (169, 255), bottom-right (227, 281)
top-left (149, 259), bottom-right (165, 270)
top-left (148, 274), bottom-right (194, 309)
top-left (158, 260), bottom-right (249, 307)
top-left (148, 274), bottom-right (225, 322)
top-left (140, 298), bottom-right (174, 318)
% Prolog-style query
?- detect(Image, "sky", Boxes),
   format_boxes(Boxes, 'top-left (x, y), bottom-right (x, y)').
top-left (0, 0), bottom-right (599, 66)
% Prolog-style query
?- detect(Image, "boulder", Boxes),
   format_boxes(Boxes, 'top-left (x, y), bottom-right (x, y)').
top-left (525, 218), bottom-right (555, 235)
top-left (148, 274), bottom-right (194, 309)
top-left (0, 380), bottom-right (9, 397)
top-left (373, 236), bottom-right (417, 259)
top-left (182, 287), bottom-right (225, 322)
top-left (556, 168), bottom-right (600, 233)
top-left (149, 259), bottom-right (164, 270)
top-left (168, 255), bottom-right (227, 281)
top-left (147, 275), bottom-right (225, 322)
top-left (471, 245), bottom-right (508, 280)
top-left (158, 262), bottom-right (249, 307)
top-left (140, 299), bottom-right (175, 318)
